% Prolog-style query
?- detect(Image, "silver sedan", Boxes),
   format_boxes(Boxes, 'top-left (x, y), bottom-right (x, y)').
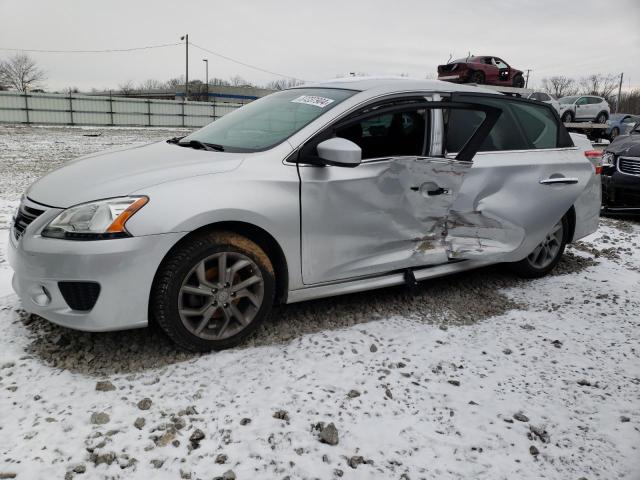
top-left (8, 78), bottom-right (601, 351)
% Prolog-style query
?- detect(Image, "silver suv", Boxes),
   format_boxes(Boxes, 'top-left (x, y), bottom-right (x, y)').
top-left (8, 78), bottom-right (601, 351)
top-left (558, 95), bottom-right (610, 123)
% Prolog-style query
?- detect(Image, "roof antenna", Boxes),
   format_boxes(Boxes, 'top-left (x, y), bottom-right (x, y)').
top-left (446, 53), bottom-right (452, 64)
top-left (465, 51), bottom-right (471, 62)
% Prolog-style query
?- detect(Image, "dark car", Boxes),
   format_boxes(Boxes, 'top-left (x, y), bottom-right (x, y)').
top-left (601, 121), bottom-right (640, 213)
top-left (437, 56), bottom-right (525, 88)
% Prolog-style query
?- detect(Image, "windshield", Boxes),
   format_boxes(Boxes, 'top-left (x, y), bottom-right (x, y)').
top-left (559, 96), bottom-right (579, 104)
top-left (181, 88), bottom-right (356, 152)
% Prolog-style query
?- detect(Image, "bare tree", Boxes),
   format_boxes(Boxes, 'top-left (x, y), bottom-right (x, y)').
top-left (64, 86), bottom-right (79, 94)
top-left (617, 88), bottom-right (640, 115)
top-left (541, 76), bottom-right (578, 98)
top-left (138, 79), bottom-right (164, 92)
top-left (229, 75), bottom-right (252, 87)
top-left (265, 78), bottom-right (304, 90)
top-left (578, 74), bottom-right (618, 102)
top-left (118, 80), bottom-right (136, 96)
top-left (209, 77), bottom-right (231, 87)
top-left (0, 53), bottom-right (46, 92)
top-left (165, 76), bottom-right (184, 90)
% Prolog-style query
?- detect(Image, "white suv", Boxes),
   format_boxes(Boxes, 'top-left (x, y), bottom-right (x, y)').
top-left (558, 95), bottom-right (610, 124)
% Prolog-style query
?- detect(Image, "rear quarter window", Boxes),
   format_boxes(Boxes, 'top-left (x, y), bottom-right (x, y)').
top-left (510, 102), bottom-right (558, 149)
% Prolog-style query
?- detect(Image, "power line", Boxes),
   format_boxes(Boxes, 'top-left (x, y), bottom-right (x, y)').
top-left (0, 42), bottom-right (182, 53)
top-left (190, 42), bottom-right (305, 81)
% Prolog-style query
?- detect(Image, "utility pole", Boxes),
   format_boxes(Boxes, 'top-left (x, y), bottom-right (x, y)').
top-left (615, 72), bottom-right (624, 114)
top-left (525, 69), bottom-right (532, 89)
top-left (203, 58), bottom-right (209, 102)
top-left (180, 34), bottom-right (189, 101)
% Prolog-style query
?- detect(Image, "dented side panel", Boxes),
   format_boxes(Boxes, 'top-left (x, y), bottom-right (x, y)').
top-left (300, 158), bottom-right (470, 284)
top-left (447, 148), bottom-right (594, 262)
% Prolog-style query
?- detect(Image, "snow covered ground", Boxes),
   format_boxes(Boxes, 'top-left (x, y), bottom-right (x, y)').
top-left (0, 125), bottom-right (639, 480)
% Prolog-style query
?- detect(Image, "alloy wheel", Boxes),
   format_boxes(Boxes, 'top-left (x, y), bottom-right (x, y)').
top-left (178, 252), bottom-right (265, 340)
top-left (527, 220), bottom-right (564, 269)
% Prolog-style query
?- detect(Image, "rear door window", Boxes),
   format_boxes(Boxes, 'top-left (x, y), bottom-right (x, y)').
top-left (445, 96), bottom-right (562, 152)
top-left (445, 97), bottom-right (530, 152)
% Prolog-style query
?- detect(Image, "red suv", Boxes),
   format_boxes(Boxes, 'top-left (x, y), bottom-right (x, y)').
top-left (438, 56), bottom-right (525, 88)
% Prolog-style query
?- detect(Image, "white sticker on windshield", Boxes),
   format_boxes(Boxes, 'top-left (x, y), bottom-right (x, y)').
top-left (291, 95), bottom-right (335, 108)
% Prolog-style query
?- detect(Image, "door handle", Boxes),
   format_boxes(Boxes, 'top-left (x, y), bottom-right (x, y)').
top-left (539, 177), bottom-right (579, 185)
top-left (411, 183), bottom-right (449, 196)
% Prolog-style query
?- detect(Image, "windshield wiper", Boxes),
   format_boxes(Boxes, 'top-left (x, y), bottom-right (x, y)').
top-left (166, 136), bottom-right (186, 144)
top-left (177, 140), bottom-right (225, 152)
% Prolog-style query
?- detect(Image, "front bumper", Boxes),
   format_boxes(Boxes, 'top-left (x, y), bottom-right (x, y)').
top-left (8, 218), bottom-right (185, 332)
top-left (601, 165), bottom-right (640, 213)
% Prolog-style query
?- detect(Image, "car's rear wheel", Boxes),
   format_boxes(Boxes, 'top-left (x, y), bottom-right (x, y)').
top-left (595, 112), bottom-right (608, 124)
top-left (512, 74), bottom-right (525, 88)
top-left (561, 110), bottom-right (574, 123)
top-left (509, 216), bottom-right (568, 278)
top-left (151, 231), bottom-right (275, 351)
top-left (610, 127), bottom-right (619, 141)
top-left (470, 71), bottom-right (485, 84)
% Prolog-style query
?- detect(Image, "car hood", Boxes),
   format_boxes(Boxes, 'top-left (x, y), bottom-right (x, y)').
top-left (27, 141), bottom-right (245, 208)
top-left (606, 134), bottom-right (640, 157)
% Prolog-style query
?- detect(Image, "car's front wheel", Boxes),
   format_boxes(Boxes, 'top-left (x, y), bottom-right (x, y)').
top-left (561, 110), bottom-right (574, 123)
top-left (151, 231), bottom-right (275, 351)
top-left (512, 74), bottom-right (525, 88)
top-left (509, 216), bottom-right (569, 278)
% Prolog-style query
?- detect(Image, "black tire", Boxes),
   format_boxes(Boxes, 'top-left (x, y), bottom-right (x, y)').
top-left (512, 74), bottom-right (525, 88)
top-left (470, 71), bottom-right (485, 84)
top-left (561, 110), bottom-right (574, 123)
top-left (508, 215), bottom-right (569, 279)
top-left (151, 231), bottom-right (275, 352)
top-left (610, 127), bottom-right (619, 141)
top-left (595, 112), bottom-right (608, 124)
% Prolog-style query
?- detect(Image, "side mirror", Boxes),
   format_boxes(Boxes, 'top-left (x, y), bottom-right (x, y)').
top-left (315, 137), bottom-right (362, 168)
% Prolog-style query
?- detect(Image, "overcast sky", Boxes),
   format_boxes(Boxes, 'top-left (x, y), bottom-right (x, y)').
top-left (1, 0), bottom-right (639, 92)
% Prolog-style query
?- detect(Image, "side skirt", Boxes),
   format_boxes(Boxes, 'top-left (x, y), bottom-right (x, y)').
top-left (286, 260), bottom-right (492, 304)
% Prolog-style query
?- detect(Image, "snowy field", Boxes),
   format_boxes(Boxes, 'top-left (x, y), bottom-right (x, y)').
top-left (0, 125), bottom-right (639, 480)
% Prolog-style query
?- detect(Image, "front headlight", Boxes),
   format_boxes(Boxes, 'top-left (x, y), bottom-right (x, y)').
top-left (601, 152), bottom-right (616, 167)
top-left (42, 196), bottom-right (148, 240)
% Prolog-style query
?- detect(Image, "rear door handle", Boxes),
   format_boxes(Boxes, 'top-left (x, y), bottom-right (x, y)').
top-left (539, 177), bottom-right (579, 185)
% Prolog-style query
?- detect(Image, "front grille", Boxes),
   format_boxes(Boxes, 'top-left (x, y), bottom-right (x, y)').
top-left (13, 201), bottom-right (45, 240)
top-left (618, 156), bottom-right (640, 176)
top-left (58, 281), bottom-right (101, 311)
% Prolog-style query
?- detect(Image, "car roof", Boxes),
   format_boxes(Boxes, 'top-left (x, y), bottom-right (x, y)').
top-left (299, 76), bottom-right (501, 96)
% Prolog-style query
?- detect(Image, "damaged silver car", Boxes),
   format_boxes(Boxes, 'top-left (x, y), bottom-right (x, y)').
top-left (8, 78), bottom-right (601, 351)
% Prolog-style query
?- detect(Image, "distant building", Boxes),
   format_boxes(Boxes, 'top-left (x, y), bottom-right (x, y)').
top-left (84, 85), bottom-right (275, 104)
top-left (175, 84), bottom-right (275, 104)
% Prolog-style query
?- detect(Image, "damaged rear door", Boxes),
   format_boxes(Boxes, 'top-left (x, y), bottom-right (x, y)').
top-left (297, 97), bottom-right (500, 285)
top-left (443, 93), bottom-right (594, 262)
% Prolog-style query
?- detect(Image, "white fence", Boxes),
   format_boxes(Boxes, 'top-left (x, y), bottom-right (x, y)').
top-left (0, 91), bottom-right (244, 128)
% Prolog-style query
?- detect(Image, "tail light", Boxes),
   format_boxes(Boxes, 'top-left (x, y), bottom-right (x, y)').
top-left (584, 150), bottom-right (602, 174)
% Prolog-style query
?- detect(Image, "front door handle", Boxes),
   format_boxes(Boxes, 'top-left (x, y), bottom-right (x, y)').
top-left (411, 182), bottom-right (449, 196)
top-left (539, 177), bottom-right (579, 185)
